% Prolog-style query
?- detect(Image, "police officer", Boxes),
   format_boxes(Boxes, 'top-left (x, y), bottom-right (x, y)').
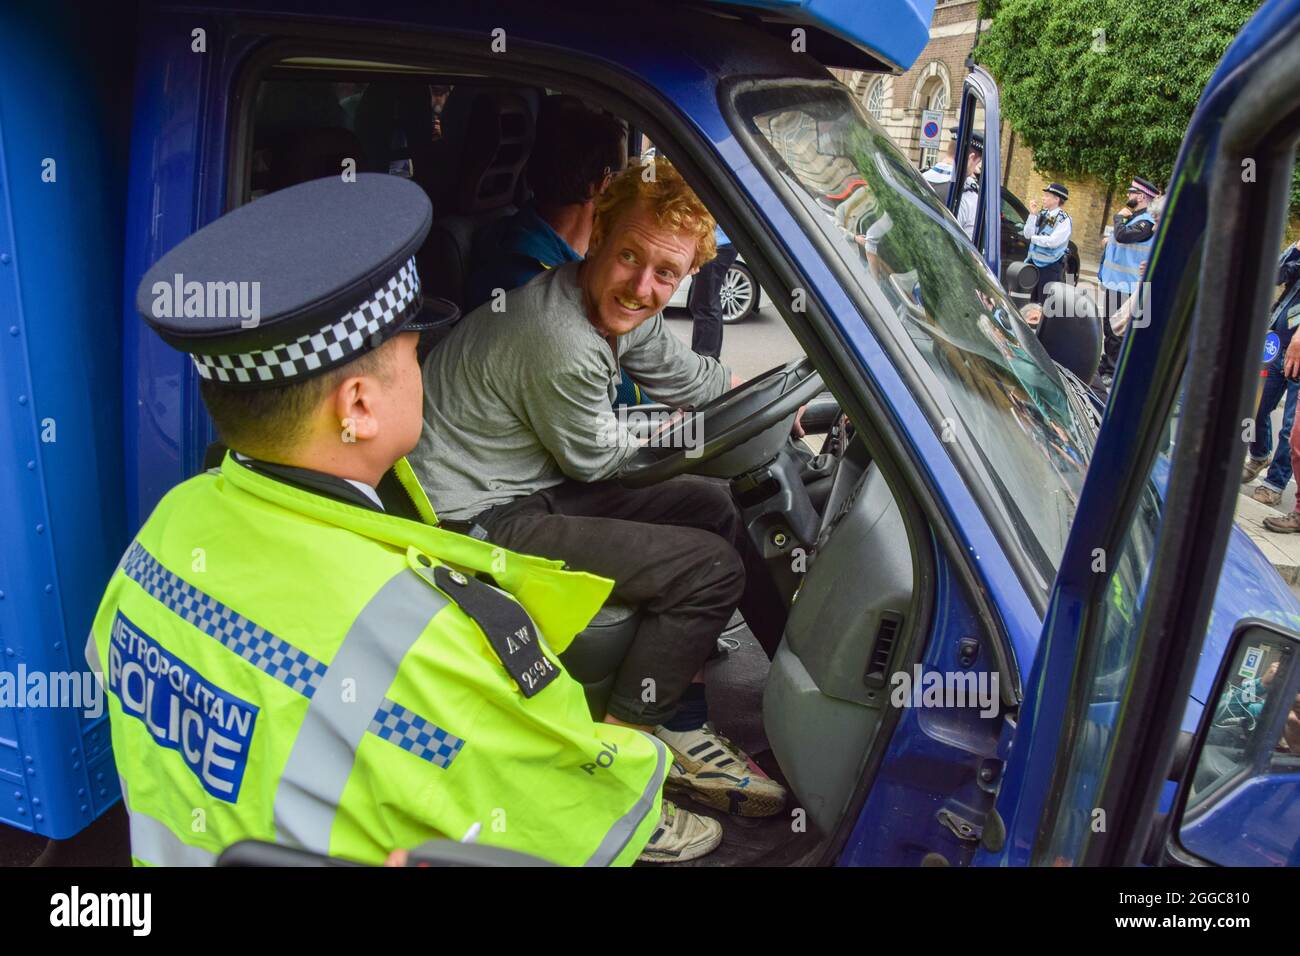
top-left (85, 174), bottom-right (721, 866)
top-left (1024, 183), bottom-right (1073, 303)
top-left (956, 131), bottom-right (984, 240)
top-left (1097, 176), bottom-right (1160, 382)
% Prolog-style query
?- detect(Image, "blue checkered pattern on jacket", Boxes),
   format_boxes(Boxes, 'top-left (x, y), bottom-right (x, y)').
top-left (121, 541), bottom-right (328, 698)
top-left (368, 697), bottom-right (465, 768)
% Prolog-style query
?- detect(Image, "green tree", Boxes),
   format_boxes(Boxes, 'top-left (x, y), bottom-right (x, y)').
top-left (975, 0), bottom-right (1262, 193)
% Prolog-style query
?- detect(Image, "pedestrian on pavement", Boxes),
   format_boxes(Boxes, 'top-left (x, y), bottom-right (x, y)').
top-left (689, 225), bottom-right (738, 361)
top-left (1024, 183), bottom-right (1073, 304)
top-left (1244, 237), bottom-right (1300, 507)
top-left (1097, 177), bottom-right (1161, 384)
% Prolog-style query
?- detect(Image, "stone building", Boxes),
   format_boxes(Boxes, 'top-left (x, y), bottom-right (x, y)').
top-left (831, 0), bottom-right (1113, 275)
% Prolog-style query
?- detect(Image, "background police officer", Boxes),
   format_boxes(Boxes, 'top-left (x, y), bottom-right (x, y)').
top-left (87, 173), bottom-right (721, 866)
top-left (956, 131), bottom-right (985, 240)
top-left (1097, 176), bottom-right (1161, 383)
top-left (1024, 183), bottom-right (1073, 303)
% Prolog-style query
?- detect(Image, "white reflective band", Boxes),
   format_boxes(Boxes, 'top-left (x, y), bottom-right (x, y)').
top-left (273, 568), bottom-right (448, 854)
top-left (583, 735), bottom-right (668, 867)
top-left (119, 775), bottom-right (218, 867)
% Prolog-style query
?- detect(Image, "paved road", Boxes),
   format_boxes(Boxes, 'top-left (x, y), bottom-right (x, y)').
top-left (664, 303), bottom-right (805, 381)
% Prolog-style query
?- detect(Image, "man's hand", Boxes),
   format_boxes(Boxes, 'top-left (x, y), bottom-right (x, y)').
top-left (1117, 207), bottom-right (1133, 220)
top-left (792, 405), bottom-right (806, 440)
top-left (1028, 199), bottom-right (1040, 215)
top-left (730, 372), bottom-right (743, 389)
top-left (1285, 334), bottom-right (1300, 380)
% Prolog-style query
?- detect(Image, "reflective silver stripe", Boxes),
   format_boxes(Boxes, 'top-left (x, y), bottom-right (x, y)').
top-left (118, 775), bottom-right (218, 867)
top-left (273, 568), bottom-right (448, 853)
top-left (584, 734), bottom-right (668, 867)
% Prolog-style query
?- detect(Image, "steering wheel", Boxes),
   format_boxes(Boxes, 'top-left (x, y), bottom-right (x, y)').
top-left (619, 356), bottom-right (824, 488)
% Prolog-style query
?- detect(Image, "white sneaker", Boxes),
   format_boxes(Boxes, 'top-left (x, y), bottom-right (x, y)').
top-left (637, 799), bottom-right (722, 863)
top-left (655, 722), bottom-right (786, 817)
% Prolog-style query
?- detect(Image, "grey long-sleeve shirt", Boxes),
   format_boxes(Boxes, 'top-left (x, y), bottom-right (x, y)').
top-left (410, 261), bottom-right (731, 521)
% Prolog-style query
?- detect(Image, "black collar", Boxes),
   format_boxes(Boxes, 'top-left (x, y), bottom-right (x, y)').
top-left (231, 453), bottom-right (385, 512)
top-left (208, 442), bottom-right (427, 522)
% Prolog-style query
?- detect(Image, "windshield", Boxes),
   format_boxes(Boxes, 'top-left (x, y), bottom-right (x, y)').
top-left (733, 81), bottom-right (1089, 589)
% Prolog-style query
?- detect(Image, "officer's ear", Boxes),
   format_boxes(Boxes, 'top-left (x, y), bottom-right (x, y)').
top-left (330, 365), bottom-right (384, 443)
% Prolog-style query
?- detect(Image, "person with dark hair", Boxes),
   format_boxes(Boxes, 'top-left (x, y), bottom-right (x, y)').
top-left (465, 96), bottom-right (638, 402)
top-left (465, 95), bottom-right (626, 312)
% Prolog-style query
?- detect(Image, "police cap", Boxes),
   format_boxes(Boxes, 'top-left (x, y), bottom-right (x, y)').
top-left (947, 126), bottom-right (984, 151)
top-left (137, 174), bottom-right (448, 389)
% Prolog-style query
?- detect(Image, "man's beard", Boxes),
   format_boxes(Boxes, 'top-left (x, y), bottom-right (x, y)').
top-left (1125, 196), bottom-right (1140, 209)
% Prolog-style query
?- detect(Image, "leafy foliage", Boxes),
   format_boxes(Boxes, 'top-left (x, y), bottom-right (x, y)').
top-left (975, 0), bottom-right (1262, 192)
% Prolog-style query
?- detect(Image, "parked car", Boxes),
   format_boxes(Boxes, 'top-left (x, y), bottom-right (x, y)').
top-left (666, 253), bottom-right (762, 323)
top-left (4, 0), bottom-right (1300, 869)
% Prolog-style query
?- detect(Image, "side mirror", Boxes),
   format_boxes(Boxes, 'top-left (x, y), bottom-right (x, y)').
top-left (1002, 260), bottom-right (1037, 311)
top-left (1171, 621), bottom-right (1300, 866)
top-left (1034, 282), bottom-right (1101, 383)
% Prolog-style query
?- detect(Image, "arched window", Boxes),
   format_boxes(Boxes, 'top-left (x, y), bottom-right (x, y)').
top-left (864, 78), bottom-right (886, 122)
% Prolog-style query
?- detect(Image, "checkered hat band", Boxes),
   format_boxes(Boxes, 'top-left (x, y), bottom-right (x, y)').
top-left (122, 540), bottom-right (328, 698)
top-left (191, 256), bottom-right (421, 386)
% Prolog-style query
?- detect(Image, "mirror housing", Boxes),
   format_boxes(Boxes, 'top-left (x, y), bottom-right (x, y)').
top-left (1171, 621), bottom-right (1300, 866)
top-left (1002, 260), bottom-right (1037, 310)
top-left (1030, 282), bottom-right (1102, 384)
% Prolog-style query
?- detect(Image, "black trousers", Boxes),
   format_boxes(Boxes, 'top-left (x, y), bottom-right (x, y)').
top-left (1096, 286), bottom-right (1126, 381)
top-left (477, 475), bottom-right (787, 725)
top-left (1030, 258), bottom-right (1065, 305)
top-left (689, 244), bottom-right (739, 361)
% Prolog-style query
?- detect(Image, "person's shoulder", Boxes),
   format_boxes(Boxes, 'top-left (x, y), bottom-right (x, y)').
top-left (480, 264), bottom-right (597, 350)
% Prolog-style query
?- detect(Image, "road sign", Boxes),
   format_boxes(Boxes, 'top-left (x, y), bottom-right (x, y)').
top-left (920, 109), bottom-right (944, 150)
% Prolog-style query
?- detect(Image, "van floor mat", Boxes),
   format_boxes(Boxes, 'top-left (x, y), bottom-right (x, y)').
top-left (702, 621), bottom-right (770, 756)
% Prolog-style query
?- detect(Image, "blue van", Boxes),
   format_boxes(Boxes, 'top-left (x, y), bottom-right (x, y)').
top-left (3, 0), bottom-right (1300, 867)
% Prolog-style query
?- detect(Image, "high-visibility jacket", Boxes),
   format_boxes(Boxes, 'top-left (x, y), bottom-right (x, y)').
top-left (1098, 211), bottom-right (1156, 294)
top-left (86, 453), bottom-right (667, 866)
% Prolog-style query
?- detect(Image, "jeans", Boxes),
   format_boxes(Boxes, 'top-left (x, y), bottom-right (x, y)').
top-left (1250, 365), bottom-right (1298, 491)
top-left (477, 475), bottom-right (787, 725)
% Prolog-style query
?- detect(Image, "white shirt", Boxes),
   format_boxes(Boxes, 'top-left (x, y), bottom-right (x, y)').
top-left (1023, 209), bottom-right (1072, 250)
top-left (957, 176), bottom-right (980, 240)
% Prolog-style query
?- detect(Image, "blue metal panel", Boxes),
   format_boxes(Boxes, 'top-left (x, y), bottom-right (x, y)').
top-left (122, 15), bottom-right (226, 532)
top-left (709, 0), bottom-right (936, 71)
top-left (0, 5), bottom-right (131, 837)
top-left (837, 534), bottom-right (1004, 866)
top-left (1180, 774), bottom-right (1300, 867)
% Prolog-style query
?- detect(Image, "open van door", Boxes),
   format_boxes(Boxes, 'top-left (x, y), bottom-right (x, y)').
top-left (977, 0), bottom-right (1300, 867)
top-left (949, 66), bottom-right (1002, 279)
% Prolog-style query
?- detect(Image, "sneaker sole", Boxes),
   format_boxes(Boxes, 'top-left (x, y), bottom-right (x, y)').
top-left (666, 773), bottom-right (786, 818)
